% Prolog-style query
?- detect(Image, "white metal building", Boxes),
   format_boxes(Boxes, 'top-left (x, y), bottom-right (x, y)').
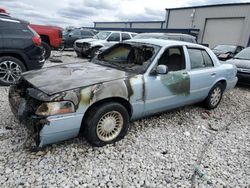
top-left (166, 3), bottom-right (250, 47)
top-left (93, 3), bottom-right (250, 47)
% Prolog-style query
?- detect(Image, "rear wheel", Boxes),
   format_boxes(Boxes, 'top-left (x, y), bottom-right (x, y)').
top-left (84, 102), bottom-right (130, 147)
top-left (41, 42), bottom-right (51, 60)
top-left (204, 83), bottom-right (224, 109)
top-left (0, 56), bottom-right (26, 86)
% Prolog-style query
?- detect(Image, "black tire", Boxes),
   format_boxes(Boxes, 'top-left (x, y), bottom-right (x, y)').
top-left (0, 56), bottom-right (26, 86)
top-left (41, 42), bottom-right (51, 60)
top-left (84, 102), bottom-right (130, 147)
top-left (204, 83), bottom-right (224, 110)
top-left (89, 47), bottom-right (100, 58)
top-left (58, 44), bottom-right (65, 51)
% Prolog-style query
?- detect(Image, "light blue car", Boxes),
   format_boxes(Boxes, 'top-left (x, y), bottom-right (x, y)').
top-left (9, 39), bottom-right (238, 148)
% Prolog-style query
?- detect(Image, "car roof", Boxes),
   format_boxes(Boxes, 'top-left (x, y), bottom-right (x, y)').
top-left (136, 32), bottom-right (195, 38)
top-left (0, 14), bottom-right (28, 24)
top-left (127, 38), bottom-right (203, 48)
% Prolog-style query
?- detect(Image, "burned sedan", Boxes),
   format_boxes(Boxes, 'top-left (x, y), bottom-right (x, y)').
top-left (9, 39), bottom-right (238, 148)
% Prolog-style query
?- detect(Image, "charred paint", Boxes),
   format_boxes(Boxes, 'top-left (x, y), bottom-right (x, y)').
top-left (160, 71), bottom-right (190, 95)
top-left (21, 62), bottom-right (129, 96)
top-left (124, 79), bottom-right (134, 101)
top-left (80, 87), bottom-right (92, 106)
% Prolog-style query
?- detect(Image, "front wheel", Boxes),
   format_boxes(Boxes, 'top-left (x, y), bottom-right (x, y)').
top-left (204, 83), bottom-right (224, 110)
top-left (89, 47), bottom-right (100, 58)
top-left (84, 102), bottom-right (130, 147)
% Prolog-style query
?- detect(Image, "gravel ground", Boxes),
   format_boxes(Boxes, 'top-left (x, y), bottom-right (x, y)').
top-left (0, 51), bottom-right (250, 187)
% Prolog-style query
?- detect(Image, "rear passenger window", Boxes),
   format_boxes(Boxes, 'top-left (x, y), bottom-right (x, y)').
top-left (202, 51), bottom-right (213, 67)
top-left (188, 48), bottom-right (214, 69)
top-left (122, 33), bottom-right (131, 41)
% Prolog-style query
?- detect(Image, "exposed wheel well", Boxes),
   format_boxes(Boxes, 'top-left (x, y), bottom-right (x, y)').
top-left (0, 53), bottom-right (27, 69)
top-left (40, 35), bottom-right (50, 46)
top-left (217, 80), bottom-right (227, 91)
top-left (79, 97), bottom-right (132, 135)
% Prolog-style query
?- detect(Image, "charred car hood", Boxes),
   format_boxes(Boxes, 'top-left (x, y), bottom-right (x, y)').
top-left (227, 59), bottom-right (250, 69)
top-left (22, 63), bottom-right (131, 95)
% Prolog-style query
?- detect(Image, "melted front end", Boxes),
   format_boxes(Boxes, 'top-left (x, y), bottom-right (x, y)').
top-left (9, 78), bottom-right (84, 148)
top-left (8, 79), bottom-right (46, 147)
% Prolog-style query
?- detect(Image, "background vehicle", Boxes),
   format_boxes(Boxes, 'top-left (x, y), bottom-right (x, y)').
top-left (9, 39), bottom-right (237, 148)
top-left (0, 14), bottom-right (44, 86)
top-left (30, 24), bottom-right (63, 60)
top-left (133, 33), bottom-right (197, 43)
top-left (74, 31), bottom-right (136, 58)
top-left (60, 28), bottom-right (97, 50)
top-left (226, 47), bottom-right (250, 85)
top-left (212, 44), bottom-right (244, 61)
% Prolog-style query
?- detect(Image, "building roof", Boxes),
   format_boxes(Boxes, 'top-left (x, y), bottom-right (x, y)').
top-left (94, 21), bottom-right (165, 24)
top-left (166, 2), bottom-right (250, 10)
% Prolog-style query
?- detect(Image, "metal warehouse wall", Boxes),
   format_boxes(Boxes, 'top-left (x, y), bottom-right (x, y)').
top-left (94, 21), bottom-right (165, 29)
top-left (166, 4), bottom-right (250, 47)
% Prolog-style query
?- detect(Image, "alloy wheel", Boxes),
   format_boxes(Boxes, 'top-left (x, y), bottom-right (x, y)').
top-left (0, 61), bottom-right (22, 84)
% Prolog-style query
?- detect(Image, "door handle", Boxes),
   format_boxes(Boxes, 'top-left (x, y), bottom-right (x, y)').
top-left (211, 73), bottom-right (216, 76)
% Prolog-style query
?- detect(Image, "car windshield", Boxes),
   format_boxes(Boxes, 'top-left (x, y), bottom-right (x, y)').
top-left (92, 42), bottom-right (161, 74)
top-left (234, 48), bottom-right (250, 60)
top-left (213, 45), bottom-right (236, 52)
top-left (93, 31), bottom-right (111, 40)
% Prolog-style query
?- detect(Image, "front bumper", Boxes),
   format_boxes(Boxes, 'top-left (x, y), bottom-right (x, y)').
top-left (9, 85), bottom-right (83, 148)
top-left (74, 43), bottom-right (92, 56)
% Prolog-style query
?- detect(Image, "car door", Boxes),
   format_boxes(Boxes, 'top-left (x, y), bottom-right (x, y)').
top-left (67, 29), bottom-right (81, 47)
top-left (186, 47), bottom-right (218, 102)
top-left (105, 32), bottom-right (121, 47)
top-left (143, 46), bottom-right (191, 115)
top-left (121, 33), bottom-right (131, 41)
top-left (80, 30), bottom-right (94, 39)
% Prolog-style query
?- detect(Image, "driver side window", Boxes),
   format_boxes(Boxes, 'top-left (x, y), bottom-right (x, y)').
top-left (158, 46), bottom-right (186, 71)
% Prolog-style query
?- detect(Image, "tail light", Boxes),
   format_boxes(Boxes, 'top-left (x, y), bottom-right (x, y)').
top-left (28, 25), bottom-right (41, 46)
top-left (32, 36), bottom-right (41, 46)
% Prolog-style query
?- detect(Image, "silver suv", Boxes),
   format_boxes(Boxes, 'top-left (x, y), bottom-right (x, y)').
top-left (74, 31), bottom-right (136, 58)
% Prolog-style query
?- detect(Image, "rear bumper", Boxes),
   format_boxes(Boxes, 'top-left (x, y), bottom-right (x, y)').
top-left (26, 58), bottom-right (45, 70)
top-left (25, 46), bottom-right (45, 70)
top-left (9, 85), bottom-right (83, 148)
top-left (225, 77), bottom-right (238, 91)
top-left (237, 72), bottom-right (250, 85)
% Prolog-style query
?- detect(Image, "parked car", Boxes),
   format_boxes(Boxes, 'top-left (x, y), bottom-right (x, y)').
top-left (133, 33), bottom-right (197, 43)
top-left (0, 14), bottom-right (44, 86)
top-left (226, 47), bottom-right (250, 85)
top-left (30, 24), bottom-right (63, 60)
top-left (74, 31), bottom-right (136, 58)
top-left (9, 39), bottom-right (237, 148)
top-left (60, 28), bottom-right (97, 50)
top-left (212, 44), bottom-right (244, 61)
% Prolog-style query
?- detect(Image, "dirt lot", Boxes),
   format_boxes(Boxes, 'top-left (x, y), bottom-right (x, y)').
top-left (0, 51), bottom-right (249, 187)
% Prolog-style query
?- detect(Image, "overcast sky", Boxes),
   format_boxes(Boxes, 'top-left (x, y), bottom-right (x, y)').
top-left (1, 0), bottom-right (249, 28)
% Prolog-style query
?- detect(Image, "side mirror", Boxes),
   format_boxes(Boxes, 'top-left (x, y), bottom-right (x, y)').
top-left (156, 65), bottom-right (168, 74)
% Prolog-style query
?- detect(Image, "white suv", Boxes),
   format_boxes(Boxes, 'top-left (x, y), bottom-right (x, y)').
top-left (74, 31), bottom-right (136, 58)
